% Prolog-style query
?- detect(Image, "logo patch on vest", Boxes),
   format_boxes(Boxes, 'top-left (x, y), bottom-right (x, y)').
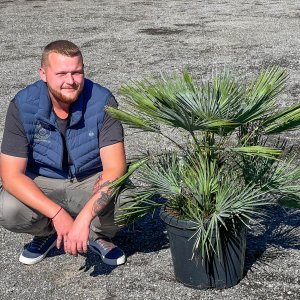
top-left (34, 123), bottom-right (51, 142)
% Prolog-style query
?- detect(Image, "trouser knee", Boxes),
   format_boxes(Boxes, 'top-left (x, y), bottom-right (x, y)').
top-left (0, 188), bottom-right (52, 235)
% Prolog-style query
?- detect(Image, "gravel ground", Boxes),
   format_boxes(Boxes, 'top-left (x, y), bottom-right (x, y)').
top-left (0, 0), bottom-right (300, 299)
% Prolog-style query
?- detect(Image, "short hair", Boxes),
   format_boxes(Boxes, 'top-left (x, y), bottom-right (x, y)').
top-left (41, 40), bottom-right (83, 67)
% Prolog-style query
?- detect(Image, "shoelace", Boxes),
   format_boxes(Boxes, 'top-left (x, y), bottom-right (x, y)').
top-left (96, 239), bottom-right (115, 251)
top-left (30, 236), bottom-right (50, 250)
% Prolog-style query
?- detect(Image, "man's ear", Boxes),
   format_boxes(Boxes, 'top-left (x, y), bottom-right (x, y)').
top-left (39, 67), bottom-right (46, 82)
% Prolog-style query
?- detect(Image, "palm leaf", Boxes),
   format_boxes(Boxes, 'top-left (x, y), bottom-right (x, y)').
top-left (231, 145), bottom-right (282, 159)
top-left (260, 159), bottom-right (300, 208)
top-left (115, 191), bottom-right (163, 225)
top-left (263, 103), bottom-right (300, 134)
top-left (190, 180), bottom-right (266, 259)
top-left (117, 70), bottom-right (245, 134)
top-left (237, 66), bottom-right (287, 123)
top-left (105, 106), bottom-right (160, 132)
top-left (112, 158), bottom-right (149, 188)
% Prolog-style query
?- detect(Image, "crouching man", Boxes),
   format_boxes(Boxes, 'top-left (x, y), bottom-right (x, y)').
top-left (0, 40), bottom-right (127, 266)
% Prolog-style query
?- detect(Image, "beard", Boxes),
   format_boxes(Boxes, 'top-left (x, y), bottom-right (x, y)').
top-left (48, 82), bottom-right (83, 104)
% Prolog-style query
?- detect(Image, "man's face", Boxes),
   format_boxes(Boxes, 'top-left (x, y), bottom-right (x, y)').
top-left (39, 52), bottom-right (84, 105)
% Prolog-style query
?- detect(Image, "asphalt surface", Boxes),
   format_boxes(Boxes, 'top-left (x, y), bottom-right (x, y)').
top-left (0, 0), bottom-right (300, 299)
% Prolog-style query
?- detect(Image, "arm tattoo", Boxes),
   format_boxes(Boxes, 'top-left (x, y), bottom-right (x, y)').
top-left (92, 190), bottom-right (112, 217)
top-left (91, 176), bottom-right (114, 217)
top-left (93, 175), bottom-right (111, 196)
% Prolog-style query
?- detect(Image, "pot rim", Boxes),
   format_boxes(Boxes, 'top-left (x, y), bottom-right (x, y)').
top-left (159, 205), bottom-right (199, 230)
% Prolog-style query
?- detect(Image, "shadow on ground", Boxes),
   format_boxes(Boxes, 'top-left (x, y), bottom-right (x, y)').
top-left (245, 204), bottom-right (300, 274)
top-left (77, 207), bottom-right (169, 277)
top-left (74, 203), bottom-right (300, 278)
top-left (45, 202), bottom-right (299, 278)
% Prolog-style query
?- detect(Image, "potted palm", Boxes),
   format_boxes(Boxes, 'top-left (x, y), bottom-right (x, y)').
top-left (108, 67), bottom-right (300, 289)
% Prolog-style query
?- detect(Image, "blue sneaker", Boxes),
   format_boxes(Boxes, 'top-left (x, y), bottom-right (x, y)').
top-left (19, 233), bottom-right (57, 265)
top-left (88, 238), bottom-right (126, 266)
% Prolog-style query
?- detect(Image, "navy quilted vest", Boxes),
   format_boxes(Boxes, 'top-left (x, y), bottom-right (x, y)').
top-left (14, 79), bottom-right (112, 179)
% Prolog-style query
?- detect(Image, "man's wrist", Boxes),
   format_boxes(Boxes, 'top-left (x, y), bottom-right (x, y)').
top-left (46, 204), bottom-right (64, 219)
top-left (51, 206), bottom-right (63, 220)
top-left (76, 209), bottom-right (94, 225)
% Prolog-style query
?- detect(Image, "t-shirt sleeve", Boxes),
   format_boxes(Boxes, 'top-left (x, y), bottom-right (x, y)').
top-left (99, 96), bottom-right (124, 149)
top-left (1, 99), bottom-right (29, 157)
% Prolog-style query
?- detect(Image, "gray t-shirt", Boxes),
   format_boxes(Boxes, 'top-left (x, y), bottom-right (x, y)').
top-left (1, 96), bottom-right (124, 170)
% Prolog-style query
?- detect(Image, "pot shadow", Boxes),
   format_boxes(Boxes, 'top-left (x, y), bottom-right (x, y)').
top-left (244, 204), bottom-right (300, 275)
top-left (79, 207), bottom-right (169, 276)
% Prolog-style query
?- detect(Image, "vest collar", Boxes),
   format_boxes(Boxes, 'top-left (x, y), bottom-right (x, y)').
top-left (69, 91), bottom-right (84, 127)
top-left (35, 81), bottom-right (56, 127)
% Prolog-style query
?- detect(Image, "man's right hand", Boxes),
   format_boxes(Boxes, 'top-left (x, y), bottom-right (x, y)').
top-left (51, 208), bottom-right (74, 250)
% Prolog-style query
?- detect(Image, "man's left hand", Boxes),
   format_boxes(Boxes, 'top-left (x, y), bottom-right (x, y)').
top-left (64, 214), bottom-right (91, 256)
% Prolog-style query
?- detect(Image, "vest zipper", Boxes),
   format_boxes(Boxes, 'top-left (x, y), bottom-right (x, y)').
top-left (68, 169), bottom-right (74, 182)
top-left (56, 124), bottom-right (74, 181)
top-left (65, 128), bottom-right (75, 180)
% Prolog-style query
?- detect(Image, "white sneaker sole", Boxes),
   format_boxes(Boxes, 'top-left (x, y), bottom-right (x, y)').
top-left (19, 240), bottom-right (57, 265)
top-left (88, 240), bottom-right (126, 266)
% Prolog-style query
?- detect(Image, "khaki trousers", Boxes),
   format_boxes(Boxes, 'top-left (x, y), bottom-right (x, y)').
top-left (0, 172), bottom-right (131, 239)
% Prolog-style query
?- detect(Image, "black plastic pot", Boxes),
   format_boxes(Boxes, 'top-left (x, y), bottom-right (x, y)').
top-left (160, 207), bottom-right (247, 289)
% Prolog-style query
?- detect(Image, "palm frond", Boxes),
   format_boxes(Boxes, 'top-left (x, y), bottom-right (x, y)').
top-left (115, 191), bottom-right (163, 225)
top-left (178, 70), bottom-right (244, 133)
top-left (263, 103), bottom-right (300, 134)
top-left (117, 70), bottom-right (245, 134)
top-left (112, 158), bottom-right (149, 189)
top-left (230, 145), bottom-right (282, 159)
top-left (190, 181), bottom-right (266, 259)
top-left (105, 106), bottom-right (160, 132)
top-left (237, 66), bottom-right (287, 123)
top-left (260, 159), bottom-right (300, 208)
top-left (138, 154), bottom-right (182, 196)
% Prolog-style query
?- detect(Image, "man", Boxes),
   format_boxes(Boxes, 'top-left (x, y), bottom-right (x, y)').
top-left (0, 40), bottom-right (127, 266)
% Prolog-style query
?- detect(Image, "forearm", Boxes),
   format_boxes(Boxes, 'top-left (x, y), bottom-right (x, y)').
top-left (2, 173), bottom-right (61, 219)
top-left (76, 168), bottom-right (126, 224)
top-left (71, 142), bottom-right (126, 243)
